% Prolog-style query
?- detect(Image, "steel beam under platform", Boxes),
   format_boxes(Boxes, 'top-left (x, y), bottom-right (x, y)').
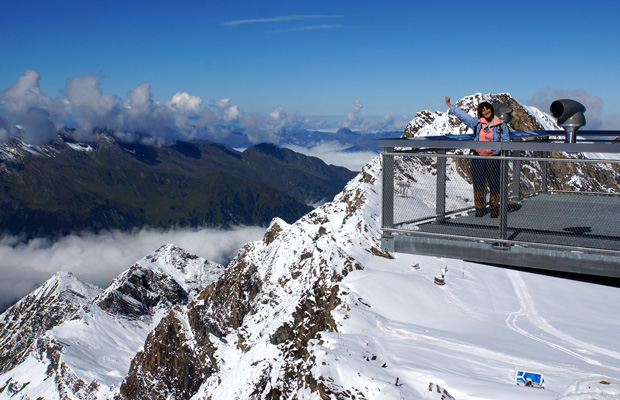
top-left (382, 234), bottom-right (620, 279)
top-left (382, 194), bottom-right (620, 279)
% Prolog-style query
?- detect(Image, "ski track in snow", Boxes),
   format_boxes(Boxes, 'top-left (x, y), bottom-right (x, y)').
top-left (377, 322), bottom-right (560, 374)
top-left (505, 269), bottom-right (620, 373)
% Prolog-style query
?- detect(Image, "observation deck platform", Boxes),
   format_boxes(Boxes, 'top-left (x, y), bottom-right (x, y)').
top-left (378, 130), bottom-right (620, 280)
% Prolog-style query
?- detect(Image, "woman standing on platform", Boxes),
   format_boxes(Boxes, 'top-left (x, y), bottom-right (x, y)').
top-left (445, 96), bottom-right (510, 217)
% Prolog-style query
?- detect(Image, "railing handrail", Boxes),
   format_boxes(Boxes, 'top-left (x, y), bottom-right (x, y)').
top-left (381, 151), bottom-right (620, 164)
top-left (378, 137), bottom-right (620, 154)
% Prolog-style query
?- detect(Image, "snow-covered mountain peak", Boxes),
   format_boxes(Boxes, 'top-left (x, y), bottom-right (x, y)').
top-left (454, 92), bottom-right (512, 112)
top-left (45, 271), bottom-right (102, 301)
top-left (136, 243), bottom-right (224, 296)
top-left (94, 244), bottom-right (224, 318)
top-left (0, 271), bottom-right (101, 374)
top-left (0, 245), bottom-right (226, 399)
top-left (0, 270), bottom-right (101, 327)
top-left (117, 156), bottom-right (387, 399)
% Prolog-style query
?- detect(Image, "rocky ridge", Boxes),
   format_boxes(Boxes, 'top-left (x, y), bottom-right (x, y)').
top-left (0, 244), bottom-right (224, 399)
top-left (0, 271), bottom-right (101, 374)
top-left (117, 157), bottom-right (383, 399)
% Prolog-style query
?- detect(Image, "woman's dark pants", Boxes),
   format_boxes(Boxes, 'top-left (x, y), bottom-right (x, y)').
top-left (471, 157), bottom-right (500, 217)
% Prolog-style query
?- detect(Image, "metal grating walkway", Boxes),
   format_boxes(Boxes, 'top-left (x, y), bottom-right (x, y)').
top-left (383, 194), bottom-right (620, 279)
top-left (412, 194), bottom-right (620, 252)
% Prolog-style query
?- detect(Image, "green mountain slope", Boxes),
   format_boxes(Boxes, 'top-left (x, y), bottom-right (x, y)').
top-left (0, 134), bottom-right (357, 238)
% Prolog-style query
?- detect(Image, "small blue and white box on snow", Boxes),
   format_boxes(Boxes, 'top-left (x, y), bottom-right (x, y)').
top-left (515, 369), bottom-right (544, 388)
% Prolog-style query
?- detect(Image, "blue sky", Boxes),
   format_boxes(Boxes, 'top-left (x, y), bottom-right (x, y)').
top-left (1, 0), bottom-right (619, 139)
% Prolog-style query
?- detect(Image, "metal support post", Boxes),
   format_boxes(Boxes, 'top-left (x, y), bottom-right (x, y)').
top-left (436, 150), bottom-right (446, 222)
top-left (542, 151), bottom-right (548, 194)
top-left (512, 150), bottom-right (522, 201)
top-left (382, 149), bottom-right (394, 230)
top-left (497, 150), bottom-right (509, 249)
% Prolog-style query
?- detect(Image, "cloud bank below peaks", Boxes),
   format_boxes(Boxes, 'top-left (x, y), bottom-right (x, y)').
top-left (0, 225), bottom-right (265, 314)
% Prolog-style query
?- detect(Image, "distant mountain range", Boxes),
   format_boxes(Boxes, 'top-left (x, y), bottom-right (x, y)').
top-left (202, 126), bottom-right (399, 153)
top-left (0, 132), bottom-right (357, 238)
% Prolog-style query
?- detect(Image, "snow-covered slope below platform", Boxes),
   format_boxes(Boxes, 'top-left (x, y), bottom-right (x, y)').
top-left (322, 252), bottom-right (620, 399)
top-left (305, 155), bottom-right (620, 399)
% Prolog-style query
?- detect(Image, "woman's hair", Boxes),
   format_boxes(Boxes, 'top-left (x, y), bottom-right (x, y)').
top-left (477, 102), bottom-right (494, 118)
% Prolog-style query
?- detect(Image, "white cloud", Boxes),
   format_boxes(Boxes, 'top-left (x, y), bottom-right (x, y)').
top-left (0, 71), bottom-right (407, 147)
top-left (222, 15), bottom-right (342, 27)
top-left (268, 105), bottom-right (309, 132)
top-left (341, 99), bottom-right (364, 129)
top-left (126, 82), bottom-right (152, 112)
top-left (0, 71), bottom-right (206, 146)
top-left (0, 70), bottom-right (51, 115)
top-left (168, 92), bottom-right (203, 114)
top-left (340, 99), bottom-right (408, 132)
top-left (63, 74), bottom-right (117, 118)
top-left (283, 141), bottom-right (376, 171)
top-left (120, 82), bottom-right (178, 144)
top-left (212, 97), bottom-right (242, 122)
top-left (62, 74), bottom-right (119, 138)
top-left (269, 105), bottom-right (285, 120)
top-left (0, 226), bottom-right (265, 313)
top-left (0, 69), bottom-right (65, 143)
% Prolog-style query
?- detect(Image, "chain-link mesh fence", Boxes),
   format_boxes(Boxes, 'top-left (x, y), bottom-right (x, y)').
top-left (383, 150), bottom-right (620, 253)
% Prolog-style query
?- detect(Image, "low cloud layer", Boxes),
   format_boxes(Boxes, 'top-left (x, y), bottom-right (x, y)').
top-left (0, 226), bottom-right (265, 313)
top-left (0, 70), bottom-right (406, 148)
top-left (283, 142), bottom-right (378, 171)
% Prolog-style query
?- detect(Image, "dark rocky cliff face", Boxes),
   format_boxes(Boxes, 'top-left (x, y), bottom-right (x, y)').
top-left (96, 267), bottom-right (189, 318)
top-left (118, 243), bottom-right (272, 399)
top-left (119, 309), bottom-right (218, 400)
top-left (96, 244), bottom-right (223, 318)
top-left (117, 207), bottom-right (367, 399)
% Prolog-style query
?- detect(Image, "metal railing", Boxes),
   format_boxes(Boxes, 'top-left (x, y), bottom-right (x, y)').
top-left (379, 133), bottom-right (620, 255)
